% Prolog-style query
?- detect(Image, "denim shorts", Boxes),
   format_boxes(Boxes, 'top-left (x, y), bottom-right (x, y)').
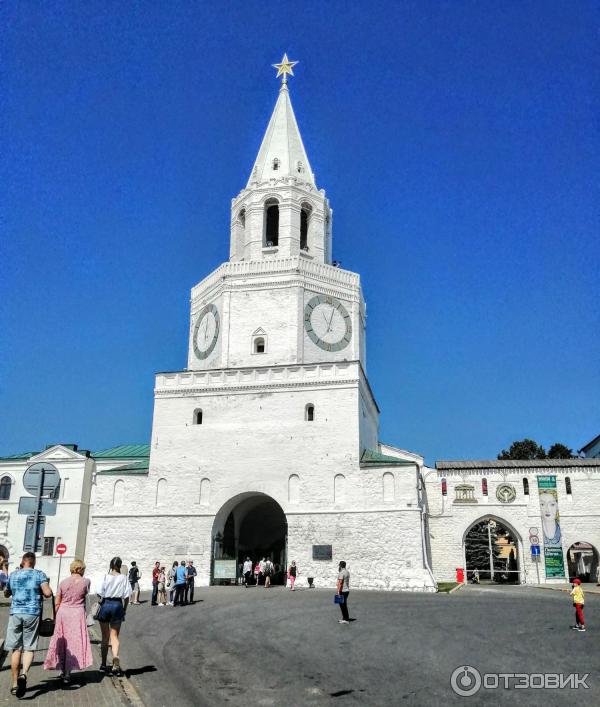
top-left (97, 598), bottom-right (125, 625)
top-left (5, 614), bottom-right (41, 651)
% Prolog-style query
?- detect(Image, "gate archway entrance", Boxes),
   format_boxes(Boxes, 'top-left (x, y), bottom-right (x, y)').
top-left (211, 493), bottom-right (287, 586)
top-left (463, 516), bottom-right (521, 584)
top-left (567, 542), bottom-right (599, 583)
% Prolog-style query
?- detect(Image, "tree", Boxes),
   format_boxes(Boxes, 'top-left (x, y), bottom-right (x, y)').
top-left (465, 520), bottom-right (502, 579)
top-left (498, 438), bottom-right (546, 460)
top-left (547, 443), bottom-right (573, 459)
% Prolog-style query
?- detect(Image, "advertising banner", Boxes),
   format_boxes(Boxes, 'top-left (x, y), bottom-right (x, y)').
top-left (537, 475), bottom-right (565, 578)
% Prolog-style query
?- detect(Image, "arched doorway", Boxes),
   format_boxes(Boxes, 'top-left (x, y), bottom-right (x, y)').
top-left (463, 516), bottom-right (521, 584)
top-left (211, 493), bottom-right (287, 586)
top-left (567, 542), bottom-right (599, 583)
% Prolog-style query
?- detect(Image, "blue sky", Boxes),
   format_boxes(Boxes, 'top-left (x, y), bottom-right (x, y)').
top-left (1, 1), bottom-right (598, 464)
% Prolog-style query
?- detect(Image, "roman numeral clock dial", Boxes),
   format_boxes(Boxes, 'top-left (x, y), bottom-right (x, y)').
top-left (304, 295), bottom-right (352, 352)
top-left (193, 303), bottom-right (220, 360)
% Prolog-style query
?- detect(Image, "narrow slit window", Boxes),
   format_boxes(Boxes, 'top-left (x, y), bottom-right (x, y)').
top-left (0, 476), bottom-right (11, 501)
top-left (482, 478), bottom-right (488, 496)
top-left (272, 158), bottom-right (280, 171)
top-left (523, 478), bottom-right (529, 495)
top-left (194, 409), bottom-right (203, 425)
top-left (254, 337), bottom-right (265, 354)
top-left (305, 404), bottom-right (315, 422)
top-left (565, 476), bottom-right (572, 495)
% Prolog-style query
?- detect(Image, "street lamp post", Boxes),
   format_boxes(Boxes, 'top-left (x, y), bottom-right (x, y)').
top-left (487, 519), bottom-right (496, 581)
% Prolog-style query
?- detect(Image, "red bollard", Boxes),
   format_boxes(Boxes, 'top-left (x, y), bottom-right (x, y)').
top-left (456, 567), bottom-right (465, 584)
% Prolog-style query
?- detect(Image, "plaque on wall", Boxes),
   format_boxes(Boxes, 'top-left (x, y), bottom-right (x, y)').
top-left (312, 545), bottom-right (333, 560)
top-left (213, 560), bottom-right (237, 579)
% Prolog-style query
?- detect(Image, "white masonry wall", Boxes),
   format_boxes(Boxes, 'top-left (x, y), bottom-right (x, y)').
top-left (426, 464), bottom-right (600, 584)
top-left (86, 362), bottom-right (433, 592)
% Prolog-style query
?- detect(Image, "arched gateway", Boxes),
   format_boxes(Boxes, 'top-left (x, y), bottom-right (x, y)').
top-left (463, 516), bottom-right (522, 584)
top-left (211, 493), bottom-right (287, 585)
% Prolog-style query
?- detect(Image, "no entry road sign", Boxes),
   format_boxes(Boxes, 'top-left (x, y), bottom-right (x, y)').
top-left (56, 543), bottom-right (67, 555)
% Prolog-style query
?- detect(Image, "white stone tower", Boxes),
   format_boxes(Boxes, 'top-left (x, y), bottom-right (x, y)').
top-left (87, 57), bottom-right (434, 593)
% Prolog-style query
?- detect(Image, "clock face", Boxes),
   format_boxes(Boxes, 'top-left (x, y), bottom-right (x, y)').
top-left (304, 295), bottom-right (352, 352)
top-left (193, 303), bottom-right (220, 360)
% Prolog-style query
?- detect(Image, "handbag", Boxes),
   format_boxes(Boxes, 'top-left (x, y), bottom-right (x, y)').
top-left (91, 598), bottom-right (103, 620)
top-left (334, 594), bottom-right (345, 604)
top-left (39, 595), bottom-right (56, 637)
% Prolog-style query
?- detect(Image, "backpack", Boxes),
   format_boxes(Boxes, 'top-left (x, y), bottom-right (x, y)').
top-left (129, 566), bottom-right (139, 583)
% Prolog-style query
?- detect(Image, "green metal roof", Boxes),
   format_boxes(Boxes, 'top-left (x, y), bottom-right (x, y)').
top-left (360, 449), bottom-right (415, 466)
top-left (0, 451), bottom-right (38, 461)
top-left (92, 444), bottom-right (151, 459)
top-left (97, 460), bottom-right (150, 475)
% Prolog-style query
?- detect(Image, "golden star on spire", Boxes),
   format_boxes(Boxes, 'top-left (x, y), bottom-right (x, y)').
top-left (272, 53), bottom-right (298, 85)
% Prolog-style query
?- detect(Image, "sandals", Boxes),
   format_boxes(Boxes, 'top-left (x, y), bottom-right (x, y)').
top-left (16, 674), bottom-right (27, 698)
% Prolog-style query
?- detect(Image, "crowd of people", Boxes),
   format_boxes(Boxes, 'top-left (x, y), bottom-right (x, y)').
top-left (0, 552), bottom-right (199, 697)
top-left (127, 558), bottom-right (198, 607)
top-left (240, 557), bottom-right (300, 588)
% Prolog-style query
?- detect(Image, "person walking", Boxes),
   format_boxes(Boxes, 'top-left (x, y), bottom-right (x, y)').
top-left (336, 560), bottom-right (351, 624)
top-left (0, 560), bottom-right (8, 590)
top-left (43, 559), bottom-right (93, 683)
top-left (570, 578), bottom-right (586, 632)
top-left (254, 561), bottom-right (260, 587)
top-left (3, 552), bottom-right (53, 697)
top-left (259, 557), bottom-right (266, 586)
top-left (96, 556), bottom-right (131, 675)
top-left (288, 561), bottom-right (298, 591)
top-left (186, 561), bottom-right (197, 604)
top-left (167, 561), bottom-right (178, 605)
top-left (128, 561), bottom-right (141, 605)
top-left (151, 561), bottom-right (160, 606)
top-left (243, 557), bottom-right (253, 587)
top-left (264, 557), bottom-right (273, 589)
top-left (157, 567), bottom-right (167, 606)
top-left (174, 560), bottom-right (188, 606)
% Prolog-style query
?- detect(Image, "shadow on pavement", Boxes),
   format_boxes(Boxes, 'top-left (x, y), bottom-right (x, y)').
top-left (125, 665), bottom-right (157, 678)
top-left (19, 670), bottom-right (106, 700)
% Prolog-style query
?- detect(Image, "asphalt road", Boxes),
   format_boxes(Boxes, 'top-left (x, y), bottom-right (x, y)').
top-left (117, 585), bottom-right (599, 706)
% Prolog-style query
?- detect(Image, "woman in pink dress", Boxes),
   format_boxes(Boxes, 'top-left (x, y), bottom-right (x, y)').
top-left (43, 559), bottom-right (93, 683)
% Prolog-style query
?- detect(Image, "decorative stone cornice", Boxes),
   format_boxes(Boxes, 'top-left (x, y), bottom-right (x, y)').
top-left (156, 361), bottom-right (361, 396)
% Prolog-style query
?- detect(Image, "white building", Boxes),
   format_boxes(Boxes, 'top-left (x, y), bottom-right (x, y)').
top-left (82, 70), bottom-right (436, 592)
top-left (2, 65), bottom-right (598, 592)
top-left (426, 459), bottom-right (600, 585)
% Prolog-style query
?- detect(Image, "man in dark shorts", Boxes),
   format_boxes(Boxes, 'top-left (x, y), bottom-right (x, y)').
top-left (4, 552), bottom-right (53, 697)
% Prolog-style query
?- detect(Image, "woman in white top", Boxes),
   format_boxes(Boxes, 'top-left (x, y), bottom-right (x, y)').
top-left (96, 556), bottom-right (131, 675)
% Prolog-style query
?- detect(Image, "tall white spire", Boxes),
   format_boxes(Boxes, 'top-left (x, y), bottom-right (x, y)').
top-left (247, 75), bottom-right (315, 188)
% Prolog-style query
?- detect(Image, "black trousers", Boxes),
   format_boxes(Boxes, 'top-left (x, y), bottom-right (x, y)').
top-left (339, 591), bottom-right (350, 621)
top-left (151, 583), bottom-right (159, 605)
top-left (174, 584), bottom-right (186, 606)
top-left (187, 580), bottom-right (195, 603)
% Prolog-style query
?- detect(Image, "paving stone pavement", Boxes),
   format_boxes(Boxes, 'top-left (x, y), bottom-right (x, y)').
top-left (0, 616), bottom-right (134, 706)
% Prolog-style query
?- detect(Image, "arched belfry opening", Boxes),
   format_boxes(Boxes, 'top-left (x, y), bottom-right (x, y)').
top-left (300, 203), bottom-right (312, 251)
top-left (211, 493), bottom-right (287, 585)
top-left (264, 199), bottom-right (279, 247)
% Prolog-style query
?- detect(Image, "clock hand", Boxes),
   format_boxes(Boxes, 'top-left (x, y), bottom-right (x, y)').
top-left (327, 307), bottom-right (335, 332)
